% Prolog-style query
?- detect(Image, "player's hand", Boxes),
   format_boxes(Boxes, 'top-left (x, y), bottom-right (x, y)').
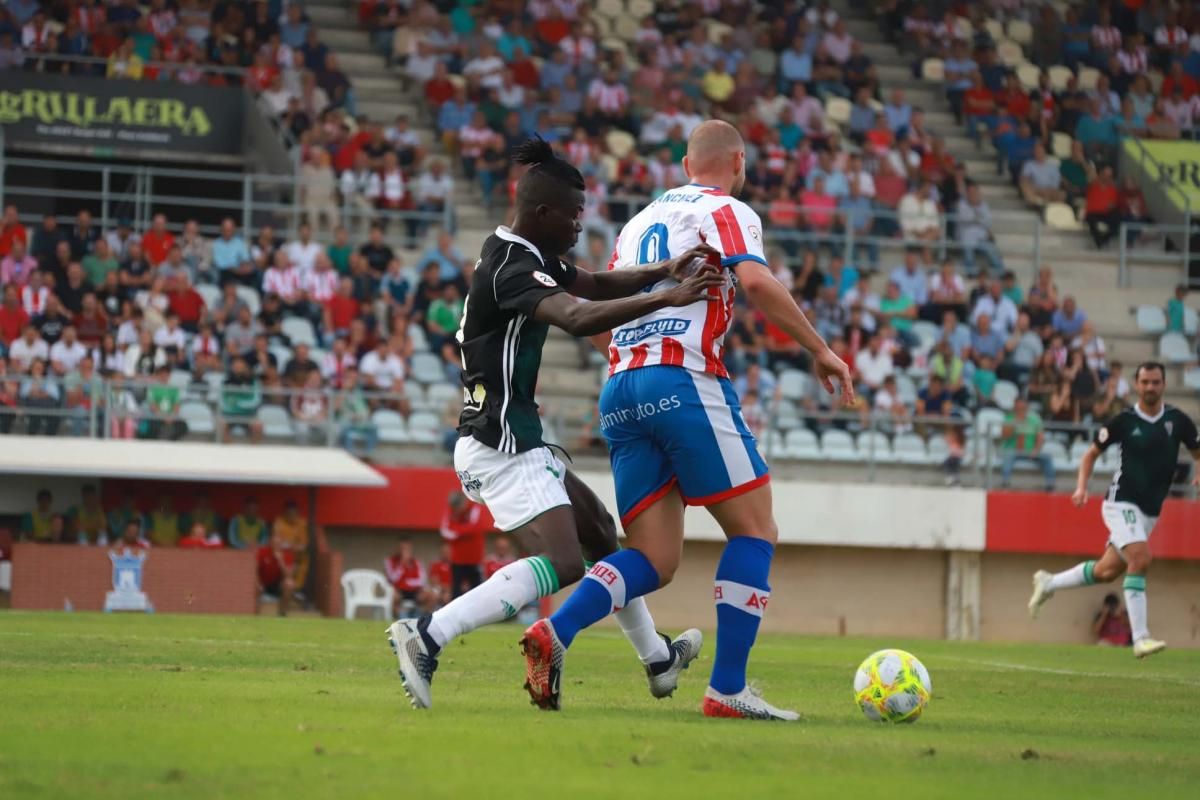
top-left (813, 346), bottom-right (855, 405)
top-left (664, 242), bottom-right (722, 282)
top-left (1071, 487), bottom-right (1087, 507)
top-left (663, 268), bottom-right (725, 306)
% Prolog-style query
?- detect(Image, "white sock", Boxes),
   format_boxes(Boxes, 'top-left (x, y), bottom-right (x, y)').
top-left (614, 596), bottom-right (670, 665)
top-left (426, 556), bottom-right (557, 648)
top-left (1123, 575), bottom-right (1150, 642)
top-left (1047, 560), bottom-right (1097, 592)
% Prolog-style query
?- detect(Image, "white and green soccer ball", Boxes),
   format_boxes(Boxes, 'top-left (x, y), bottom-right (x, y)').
top-left (853, 649), bottom-right (932, 723)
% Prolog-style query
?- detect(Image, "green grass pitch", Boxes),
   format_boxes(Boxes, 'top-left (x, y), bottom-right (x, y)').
top-left (3, 612), bottom-right (1200, 799)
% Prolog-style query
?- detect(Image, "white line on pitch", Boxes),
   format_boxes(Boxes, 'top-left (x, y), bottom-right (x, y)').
top-left (939, 655), bottom-right (1200, 687)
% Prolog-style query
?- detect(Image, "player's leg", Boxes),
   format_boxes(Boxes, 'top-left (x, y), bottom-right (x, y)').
top-left (564, 469), bottom-right (702, 687)
top-left (1029, 543), bottom-right (1124, 617)
top-left (388, 440), bottom-right (582, 709)
top-left (670, 372), bottom-right (794, 720)
top-left (1118, 538), bottom-right (1163, 657)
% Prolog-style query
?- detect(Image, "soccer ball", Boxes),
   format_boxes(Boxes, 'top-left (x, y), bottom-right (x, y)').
top-left (853, 649), bottom-right (932, 723)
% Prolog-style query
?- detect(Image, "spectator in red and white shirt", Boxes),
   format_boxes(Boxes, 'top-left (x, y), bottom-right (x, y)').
top-left (1091, 9), bottom-right (1122, 58)
top-left (320, 335), bottom-right (357, 386)
top-left (376, 151), bottom-right (406, 211)
top-left (558, 21), bottom-right (596, 69)
top-left (0, 204), bottom-right (27, 258)
top-left (588, 69), bottom-right (629, 116)
top-left (0, 239), bottom-right (37, 287)
top-left (458, 111), bottom-right (495, 180)
top-left (302, 253), bottom-right (339, 306)
top-left (263, 251), bottom-right (303, 306)
top-left (0, 285), bottom-right (29, 347)
top-left (1116, 36), bottom-right (1149, 78)
top-left (385, 538), bottom-right (430, 613)
top-left (21, 271), bottom-right (49, 317)
top-left (284, 223), bottom-right (322, 274)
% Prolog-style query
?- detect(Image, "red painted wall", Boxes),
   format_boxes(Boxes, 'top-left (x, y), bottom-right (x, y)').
top-left (985, 491), bottom-right (1200, 559)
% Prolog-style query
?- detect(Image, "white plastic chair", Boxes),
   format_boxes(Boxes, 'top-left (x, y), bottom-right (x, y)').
top-left (778, 369), bottom-right (812, 401)
top-left (340, 569), bottom-right (395, 621)
top-left (858, 431), bottom-right (894, 462)
top-left (236, 285), bottom-right (261, 315)
top-left (410, 352), bottom-right (445, 385)
top-left (1078, 67), bottom-right (1100, 91)
top-left (180, 401), bottom-right (215, 435)
top-left (1183, 366), bottom-right (1200, 391)
top-left (1006, 19), bottom-right (1033, 46)
top-left (372, 409), bottom-right (409, 443)
top-left (825, 96), bottom-right (852, 127)
top-left (1042, 440), bottom-right (1072, 471)
top-left (408, 411), bottom-right (440, 443)
top-left (993, 380), bottom-right (1020, 411)
top-left (1134, 305), bottom-right (1167, 335)
top-left (257, 405), bottom-right (293, 438)
top-left (892, 432), bottom-right (928, 464)
top-left (426, 382), bottom-right (461, 407)
top-left (1050, 131), bottom-right (1073, 159)
top-left (1045, 202), bottom-right (1083, 231)
top-left (975, 408), bottom-right (1007, 437)
top-left (921, 58), bottom-right (944, 82)
top-left (282, 316), bottom-right (317, 347)
top-left (1158, 332), bottom-right (1193, 363)
top-left (821, 429), bottom-right (859, 461)
top-left (1184, 306), bottom-right (1198, 336)
top-left (196, 284), bottom-right (220, 309)
top-left (784, 428), bottom-right (820, 460)
top-left (1047, 65), bottom-right (1073, 93)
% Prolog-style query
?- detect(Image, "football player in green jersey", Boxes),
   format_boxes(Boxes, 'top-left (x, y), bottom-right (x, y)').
top-left (1028, 362), bottom-right (1200, 657)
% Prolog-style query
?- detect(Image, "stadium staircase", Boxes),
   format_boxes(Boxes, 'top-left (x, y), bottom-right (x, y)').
top-left (835, 1), bottom-right (1199, 416)
top-left (309, 0), bottom-right (604, 448)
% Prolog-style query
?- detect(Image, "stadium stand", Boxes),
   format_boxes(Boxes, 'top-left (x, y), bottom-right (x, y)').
top-left (1, 0), bottom-right (1198, 495)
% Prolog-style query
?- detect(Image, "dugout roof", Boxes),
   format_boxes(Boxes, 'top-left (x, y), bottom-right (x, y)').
top-left (0, 437), bottom-right (386, 487)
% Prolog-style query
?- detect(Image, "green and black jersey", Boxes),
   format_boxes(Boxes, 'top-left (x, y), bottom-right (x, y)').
top-left (1094, 404), bottom-right (1200, 516)
top-left (457, 227), bottom-right (577, 454)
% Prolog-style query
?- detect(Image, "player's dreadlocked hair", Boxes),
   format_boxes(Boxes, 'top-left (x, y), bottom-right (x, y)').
top-left (512, 136), bottom-right (585, 209)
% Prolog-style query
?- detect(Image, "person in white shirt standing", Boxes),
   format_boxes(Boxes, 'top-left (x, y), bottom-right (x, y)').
top-left (284, 223), bottom-right (323, 274)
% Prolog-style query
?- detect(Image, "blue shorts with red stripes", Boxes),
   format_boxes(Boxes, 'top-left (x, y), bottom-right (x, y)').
top-left (599, 364), bottom-right (770, 527)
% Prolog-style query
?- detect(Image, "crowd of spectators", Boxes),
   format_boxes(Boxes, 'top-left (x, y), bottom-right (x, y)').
top-left (888, 0), bottom-right (1180, 246)
top-left (0, 0), bottom-right (340, 107)
top-left (0, 201), bottom-right (472, 451)
top-left (385, 0), bottom-right (1014, 268)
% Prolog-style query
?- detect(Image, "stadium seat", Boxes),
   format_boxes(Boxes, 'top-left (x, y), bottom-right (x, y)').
top-left (784, 428), bottom-right (820, 460)
top-left (983, 19), bottom-right (1005, 42)
top-left (407, 323), bottom-right (429, 352)
top-left (825, 96), bottom-right (852, 127)
top-left (628, 0), bottom-right (654, 17)
top-left (1050, 132), bottom-right (1073, 159)
top-left (706, 20), bottom-right (732, 45)
top-left (235, 285), bottom-right (261, 315)
top-left (256, 405), bottom-right (292, 439)
top-left (1047, 65), bottom-right (1073, 92)
top-left (993, 380), bottom-right (1020, 411)
top-left (892, 433), bottom-right (928, 465)
top-left (1015, 63), bottom-right (1040, 91)
top-left (180, 401), bottom-right (215, 436)
top-left (1069, 439), bottom-right (1091, 466)
top-left (605, 129), bottom-right (636, 159)
top-left (1134, 305), bottom-right (1168, 335)
top-left (1158, 332), bottom-right (1193, 363)
top-left (272, 345), bottom-right (292, 372)
top-left (1185, 307), bottom-right (1198, 336)
top-left (911, 320), bottom-right (940, 353)
top-left (196, 284), bottom-right (220, 309)
top-left (1006, 19), bottom-right (1033, 46)
top-left (895, 374), bottom-right (918, 406)
top-left (996, 40), bottom-right (1025, 67)
top-left (1045, 202), bottom-right (1082, 231)
top-left (761, 430), bottom-right (785, 458)
top-left (169, 369), bottom-right (193, 389)
top-left (920, 59), bottom-right (944, 82)
top-left (771, 398), bottom-right (801, 430)
top-left (1077, 67), bottom-right (1100, 90)
top-left (426, 382), bottom-right (461, 408)
top-left (858, 431), bottom-right (893, 462)
top-left (926, 435), bottom-right (949, 466)
top-left (1182, 366), bottom-right (1200, 391)
top-left (599, 154), bottom-right (620, 182)
top-left (1097, 445), bottom-right (1121, 474)
top-left (595, 0), bottom-right (624, 20)
top-left (1042, 440), bottom-right (1072, 472)
top-left (407, 411), bottom-right (440, 444)
top-left (203, 372), bottom-right (224, 402)
top-left (282, 317), bottom-right (318, 348)
top-left (410, 352), bottom-right (445, 385)
top-left (975, 408), bottom-right (1007, 437)
top-left (372, 409), bottom-right (409, 443)
top-left (778, 369), bottom-right (813, 401)
top-left (613, 15), bottom-right (640, 42)
top-left (820, 429), bottom-right (859, 461)
top-left (340, 569), bottom-right (394, 621)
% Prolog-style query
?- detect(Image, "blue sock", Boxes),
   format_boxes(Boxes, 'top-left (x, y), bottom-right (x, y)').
top-left (549, 549), bottom-right (660, 649)
top-left (711, 537), bottom-right (774, 695)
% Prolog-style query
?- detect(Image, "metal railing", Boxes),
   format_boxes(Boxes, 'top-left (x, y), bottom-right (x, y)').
top-left (1117, 222), bottom-right (1197, 289)
top-left (0, 378), bottom-right (448, 453)
top-left (0, 154), bottom-right (455, 250)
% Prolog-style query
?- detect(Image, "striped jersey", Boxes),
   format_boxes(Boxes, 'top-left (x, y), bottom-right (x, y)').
top-left (457, 227), bottom-right (577, 454)
top-left (608, 183), bottom-right (767, 378)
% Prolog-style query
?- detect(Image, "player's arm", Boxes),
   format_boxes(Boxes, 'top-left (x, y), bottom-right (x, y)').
top-left (1074, 417), bottom-right (1123, 506)
top-left (530, 268), bottom-right (723, 337)
top-left (736, 261), bottom-right (855, 401)
top-left (568, 243), bottom-right (721, 300)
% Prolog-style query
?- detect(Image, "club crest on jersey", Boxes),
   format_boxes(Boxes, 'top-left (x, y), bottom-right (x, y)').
top-left (532, 271), bottom-right (557, 287)
top-left (1166, 421), bottom-right (1173, 435)
top-left (612, 318), bottom-right (690, 346)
